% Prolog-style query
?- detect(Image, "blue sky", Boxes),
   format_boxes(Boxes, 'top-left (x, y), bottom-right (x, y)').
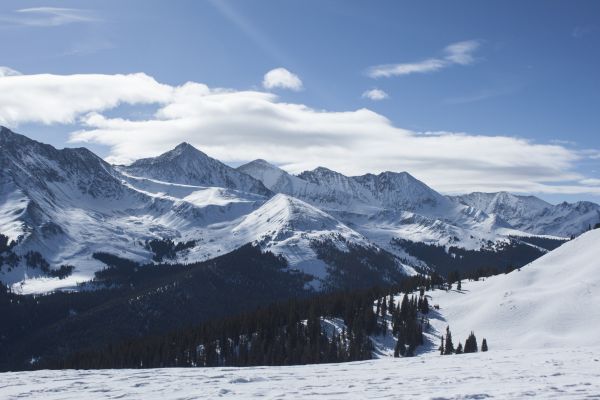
top-left (0, 0), bottom-right (599, 202)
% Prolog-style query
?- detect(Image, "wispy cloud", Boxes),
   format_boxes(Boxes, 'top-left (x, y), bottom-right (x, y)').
top-left (367, 40), bottom-right (481, 78)
top-left (263, 68), bottom-right (303, 91)
top-left (0, 7), bottom-right (97, 27)
top-left (444, 85), bottom-right (518, 105)
top-left (362, 88), bottom-right (389, 101)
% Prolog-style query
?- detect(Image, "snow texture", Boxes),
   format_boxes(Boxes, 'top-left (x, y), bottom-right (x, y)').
top-left (1, 348), bottom-right (598, 399)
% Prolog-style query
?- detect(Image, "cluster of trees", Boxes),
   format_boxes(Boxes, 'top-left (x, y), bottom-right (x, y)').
top-left (0, 233), bottom-right (19, 270)
top-left (0, 234), bottom-right (16, 253)
top-left (440, 326), bottom-right (488, 355)
top-left (310, 238), bottom-right (407, 290)
top-left (393, 237), bottom-right (556, 277)
top-left (144, 238), bottom-right (197, 262)
top-left (386, 293), bottom-right (425, 357)
top-left (0, 235), bottom-right (73, 279)
top-left (24, 251), bottom-right (74, 279)
top-left (47, 275), bottom-right (435, 369)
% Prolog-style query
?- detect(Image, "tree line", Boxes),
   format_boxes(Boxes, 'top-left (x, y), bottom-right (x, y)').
top-left (47, 275), bottom-right (435, 369)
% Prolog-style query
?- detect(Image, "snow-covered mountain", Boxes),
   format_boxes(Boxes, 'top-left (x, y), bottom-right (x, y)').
top-left (454, 191), bottom-right (600, 237)
top-left (0, 128), bottom-right (408, 292)
top-left (239, 160), bottom-right (511, 253)
top-left (121, 143), bottom-right (272, 196)
top-left (2, 127), bottom-right (599, 293)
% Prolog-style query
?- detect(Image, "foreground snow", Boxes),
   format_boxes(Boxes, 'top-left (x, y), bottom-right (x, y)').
top-left (2, 347), bottom-right (599, 399)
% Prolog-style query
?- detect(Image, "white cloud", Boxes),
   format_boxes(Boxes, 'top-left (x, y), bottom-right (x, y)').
top-left (0, 66), bottom-right (21, 77)
top-left (0, 72), bottom-right (172, 125)
top-left (0, 69), bottom-right (598, 196)
top-left (443, 40), bottom-right (480, 65)
top-left (362, 88), bottom-right (389, 101)
top-left (263, 68), bottom-right (303, 91)
top-left (0, 7), bottom-right (97, 27)
top-left (367, 40), bottom-right (480, 78)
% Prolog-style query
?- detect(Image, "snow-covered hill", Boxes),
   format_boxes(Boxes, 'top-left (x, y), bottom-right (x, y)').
top-left (428, 228), bottom-right (600, 350)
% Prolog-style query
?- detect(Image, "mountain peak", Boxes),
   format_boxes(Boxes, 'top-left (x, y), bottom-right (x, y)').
top-left (123, 143), bottom-right (271, 195)
top-left (241, 159), bottom-right (279, 169)
top-left (164, 142), bottom-right (206, 159)
top-left (237, 159), bottom-right (293, 190)
top-left (174, 141), bottom-right (194, 150)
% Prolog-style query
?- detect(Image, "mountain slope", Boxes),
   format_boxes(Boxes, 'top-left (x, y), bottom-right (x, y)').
top-left (121, 143), bottom-right (271, 196)
top-left (429, 228), bottom-right (600, 350)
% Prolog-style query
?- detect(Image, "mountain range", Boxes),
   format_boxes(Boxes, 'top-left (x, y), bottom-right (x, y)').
top-left (1, 126), bottom-right (599, 293)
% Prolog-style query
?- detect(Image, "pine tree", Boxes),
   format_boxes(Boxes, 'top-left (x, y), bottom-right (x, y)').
top-left (464, 331), bottom-right (478, 353)
top-left (444, 326), bottom-right (454, 355)
top-left (421, 296), bottom-right (429, 314)
top-left (439, 335), bottom-right (444, 355)
top-left (381, 296), bottom-right (388, 316)
top-left (456, 342), bottom-right (463, 354)
top-left (481, 338), bottom-right (488, 352)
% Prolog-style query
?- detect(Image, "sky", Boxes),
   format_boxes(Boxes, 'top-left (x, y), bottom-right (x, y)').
top-left (0, 0), bottom-right (599, 203)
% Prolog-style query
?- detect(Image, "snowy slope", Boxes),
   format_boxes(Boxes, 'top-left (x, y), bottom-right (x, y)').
top-left (428, 228), bottom-right (600, 350)
top-left (3, 347), bottom-right (599, 399)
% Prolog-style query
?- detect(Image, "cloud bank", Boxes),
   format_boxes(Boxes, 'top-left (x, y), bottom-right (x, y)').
top-left (367, 40), bottom-right (480, 78)
top-left (0, 69), bottom-right (598, 196)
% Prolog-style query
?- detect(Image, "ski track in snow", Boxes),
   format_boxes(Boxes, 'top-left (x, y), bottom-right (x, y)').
top-left (1, 348), bottom-right (600, 399)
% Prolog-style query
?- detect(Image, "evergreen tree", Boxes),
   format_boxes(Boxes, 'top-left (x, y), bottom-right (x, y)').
top-left (439, 335), bottom-right (444, 355)
top-left (394, 340), bottom-right (400, 358)
top-left (444, 326), bottom-right (455, 355)
top-left (381, 296), bottom-right (388, 316)
top-left (456, 342), bottom-right (463, 354)
top-left (464, 331), bottom-right (478, 353)
top-left (481, 338), bottom-right (488, 352)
